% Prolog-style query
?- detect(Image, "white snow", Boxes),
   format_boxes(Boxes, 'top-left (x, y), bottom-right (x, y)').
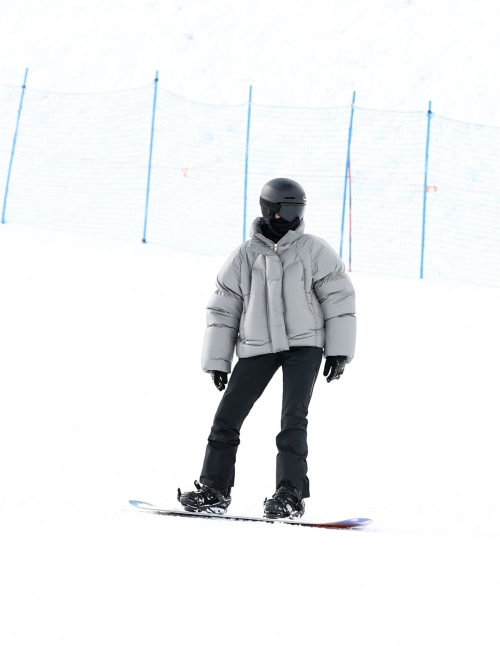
top-left (1, 223), bottom-right (499, 645)
top-left (1, 1), bottom-right (500, 643)
top-left (1, 0), bottom-right (500, 125)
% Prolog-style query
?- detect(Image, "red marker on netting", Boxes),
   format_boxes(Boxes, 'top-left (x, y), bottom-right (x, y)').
top-left (181, 168), bottom-right (189, 177)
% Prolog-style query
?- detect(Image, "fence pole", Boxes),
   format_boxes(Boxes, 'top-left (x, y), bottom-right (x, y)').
top-left (348, 158), bottom-right (353, 272)
top-left (142, 71), bottom-right (159, 243)
top-left (420, 101), bottom-right (433, 279)
top-left (2, 68), bottom-right (29, 225)
top-left (242, 85), bottom-right (253, 242)
top-left (340, 91), bottom-right (356, 258)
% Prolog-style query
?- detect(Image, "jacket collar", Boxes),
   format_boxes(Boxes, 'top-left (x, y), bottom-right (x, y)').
top-left (247, 217), bottom-right (305, 254)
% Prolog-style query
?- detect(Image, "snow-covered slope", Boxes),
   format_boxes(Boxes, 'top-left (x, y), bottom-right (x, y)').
top-left (1, 2), bottom-right (500, 642)
top-left (1, 224), bottom-right (499, 645)
top-left (1, 0), bottom-right (500, 125)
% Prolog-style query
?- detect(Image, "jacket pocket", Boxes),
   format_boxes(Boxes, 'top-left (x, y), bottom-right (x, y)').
top-left (289, 331), bottom-right (316, 340)
top-left (239, 303), bottom-right (247, 339)
top-left (241, 338), bottom-right (269, 346)
top-left (310, 294), bottom-right (324, 326)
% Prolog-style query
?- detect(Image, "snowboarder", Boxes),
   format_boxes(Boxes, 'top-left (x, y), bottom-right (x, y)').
top-left (178, 178), bottom-right (356, 519)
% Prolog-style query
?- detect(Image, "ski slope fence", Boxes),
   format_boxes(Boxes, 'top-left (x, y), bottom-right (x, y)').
top-left (1, 77), bottom-right (499, 287)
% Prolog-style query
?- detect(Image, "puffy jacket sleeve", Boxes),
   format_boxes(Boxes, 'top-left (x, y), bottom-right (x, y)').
top-left (312, 240), bottom-right (356, 362)
top-left (201, 246), bottom-right (244, 373)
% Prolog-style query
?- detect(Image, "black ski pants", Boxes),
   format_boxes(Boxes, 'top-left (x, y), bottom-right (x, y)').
top-left (200, 346), bottom-right (323, 498)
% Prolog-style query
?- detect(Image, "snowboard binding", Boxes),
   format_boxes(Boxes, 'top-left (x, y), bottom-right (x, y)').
top-left (263, 485), bottom-right (305, 519)
top-left (177, 480), bottom-right (231, 515)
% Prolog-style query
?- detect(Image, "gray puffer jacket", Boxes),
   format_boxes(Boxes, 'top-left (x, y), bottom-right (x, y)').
top-left (201, 217), bottom-right (356, 373)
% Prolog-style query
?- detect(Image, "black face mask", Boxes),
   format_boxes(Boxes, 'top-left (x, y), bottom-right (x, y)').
top-left (261, 216), bottom-right (300, 243)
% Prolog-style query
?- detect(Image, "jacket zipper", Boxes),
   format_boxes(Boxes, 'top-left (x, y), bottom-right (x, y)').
top-left (264, 270), bottom-right (273, 352)
top-left (260, 230), bottom-right (291, 252)
top-left (265, 233), bottom-right (289, 351)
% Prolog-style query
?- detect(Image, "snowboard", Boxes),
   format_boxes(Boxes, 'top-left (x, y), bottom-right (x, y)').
top-left (129, 500), bottom-right (372, 529)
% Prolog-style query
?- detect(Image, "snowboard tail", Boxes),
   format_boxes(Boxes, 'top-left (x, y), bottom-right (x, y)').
top-left (129, 500), bottom-right (372, 529)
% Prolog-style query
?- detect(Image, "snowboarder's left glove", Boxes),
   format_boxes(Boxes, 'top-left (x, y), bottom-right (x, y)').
top-left (323, 356), bottom-right (348, 383)
top-left (211, 370), bottom-right (228, 391)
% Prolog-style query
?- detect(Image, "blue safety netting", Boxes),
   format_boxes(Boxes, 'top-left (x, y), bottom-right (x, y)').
top-left (1, 85), bottom-right (152, 240)
top-left (347, 107), bottom-right (428, 279)
top-left (145, 88), bottom-right (247, 255)
top-left (247, 103), bottom-right (350, 248)
top-left (0, 81), bottom-right (499, 287)
top-left (423, 115), bottom-right (500, 286)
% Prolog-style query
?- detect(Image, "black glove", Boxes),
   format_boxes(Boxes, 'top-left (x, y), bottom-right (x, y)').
top-left (211, 370), bottom-right (228, 391)
top-left (323, 356), bottom-right (348, 383)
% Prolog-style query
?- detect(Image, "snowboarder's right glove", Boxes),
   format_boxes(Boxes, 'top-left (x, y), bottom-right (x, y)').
top-left (211, 370), bottom-right (228, 391)
top-left (323, 356), bottom-right (348, 383)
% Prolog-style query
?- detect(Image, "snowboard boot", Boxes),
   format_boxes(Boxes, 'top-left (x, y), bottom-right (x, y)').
top-left (177, 480), bottom-right (231, 515)
top-left (263, 485), bottom-right (305, 519)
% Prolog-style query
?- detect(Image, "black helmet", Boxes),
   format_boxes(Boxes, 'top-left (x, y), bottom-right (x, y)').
top-left (259, 178), bottom-right (306, 222)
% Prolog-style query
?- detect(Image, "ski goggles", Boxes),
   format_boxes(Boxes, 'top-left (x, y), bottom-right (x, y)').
top-left (260, 197), bottom-right (306, 222)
